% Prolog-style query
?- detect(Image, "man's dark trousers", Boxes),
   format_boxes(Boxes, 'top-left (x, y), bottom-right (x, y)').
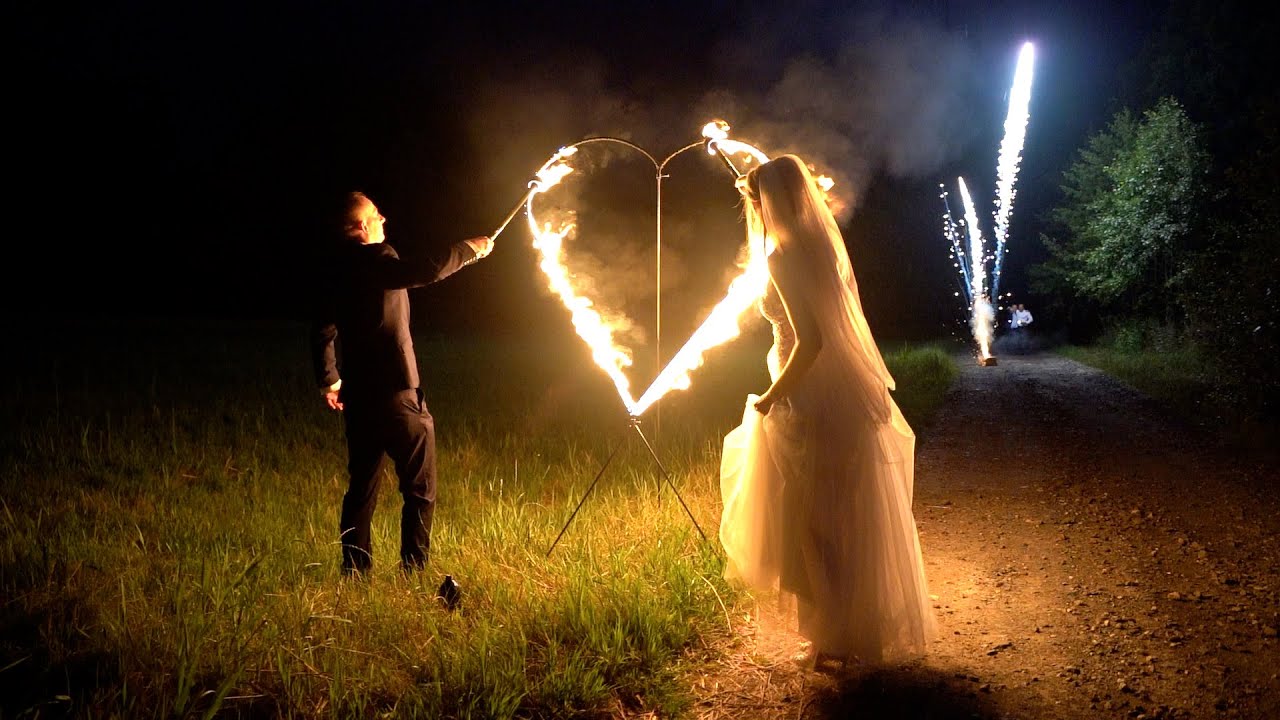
top-left (339, 388), bottom-right (436, 573)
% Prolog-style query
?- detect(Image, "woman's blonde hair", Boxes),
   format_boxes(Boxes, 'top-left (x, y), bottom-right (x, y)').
top-left (740, 155), bottom-right (851, 285)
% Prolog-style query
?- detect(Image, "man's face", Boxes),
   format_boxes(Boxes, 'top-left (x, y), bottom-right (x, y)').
top-left (353, 199), bottom-right (387, 245)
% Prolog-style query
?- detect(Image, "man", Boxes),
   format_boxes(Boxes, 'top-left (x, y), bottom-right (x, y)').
top-left (312, 191), bottom-right (493, 575)
top-left (1016, 304), bottom-right (1033, 328)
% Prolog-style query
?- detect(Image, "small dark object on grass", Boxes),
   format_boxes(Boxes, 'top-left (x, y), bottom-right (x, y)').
top-left (979, 356), bottom-right (999, 367)
top-left (437, 574), bottom-right (461, 611)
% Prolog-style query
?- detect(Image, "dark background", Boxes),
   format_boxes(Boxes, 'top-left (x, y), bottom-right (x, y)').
top-left (9, 0), bottom-right (1166, 343)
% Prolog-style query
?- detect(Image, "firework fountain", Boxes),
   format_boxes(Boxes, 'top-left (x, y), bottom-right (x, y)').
top-left (991, 42), bottom-right (1036, 306)
top-left (489, 121), bottom-right (777, 554)
top-left (942, 41), bottom-right (1035, 364)
top-left (939, 183), bottom-right (973, 303)
top-left (958, 177), bottom-right (995, 361)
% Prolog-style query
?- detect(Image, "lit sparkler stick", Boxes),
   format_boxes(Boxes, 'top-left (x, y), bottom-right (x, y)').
top-left (490, 185), bottom-right (539, 242)
top-left (990, 41), bottom-right (1035, 305)
top-left (958, 177), bottom-right (993, 359)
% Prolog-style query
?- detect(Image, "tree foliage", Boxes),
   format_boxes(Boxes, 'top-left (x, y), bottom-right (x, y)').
top-left (1035, 0), bottom-right (1279, 425)
top-left (1034, 99), bottom-right (1208, 318)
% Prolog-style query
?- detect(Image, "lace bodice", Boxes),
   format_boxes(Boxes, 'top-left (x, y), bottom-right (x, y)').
top-left (761, 280), bottom-right (794, 380)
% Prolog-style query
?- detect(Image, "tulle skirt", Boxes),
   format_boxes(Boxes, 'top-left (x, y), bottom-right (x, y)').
top-left (719, 394), bottom-right (935, 662)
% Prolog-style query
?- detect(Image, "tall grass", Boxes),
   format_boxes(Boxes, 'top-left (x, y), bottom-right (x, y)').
top-left (881, 345), bottom-right (959, 429)
top-left (1, 318), bottom-right (953, 718)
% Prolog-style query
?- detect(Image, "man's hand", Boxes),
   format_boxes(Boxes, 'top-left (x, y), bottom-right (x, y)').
top-left (465, 236), bottom-right (495, 259)
top-left (321, 380), bottom-right (343, 411)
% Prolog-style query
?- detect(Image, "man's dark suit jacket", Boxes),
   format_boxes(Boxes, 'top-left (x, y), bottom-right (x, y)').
top-left (311, 240), bottom-right (478, 399)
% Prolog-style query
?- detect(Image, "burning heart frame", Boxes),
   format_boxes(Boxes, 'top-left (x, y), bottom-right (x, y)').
top-left (495, 122), bottom-right (773, 419)
top-left (489, 122), bottom-right (773, 554)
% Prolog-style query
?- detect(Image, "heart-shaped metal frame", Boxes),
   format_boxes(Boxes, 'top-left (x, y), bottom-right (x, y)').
top-left (497, 125), bottom-right (771, 418)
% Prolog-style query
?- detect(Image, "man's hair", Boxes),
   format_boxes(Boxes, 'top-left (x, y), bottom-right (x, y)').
top-left (340, 191), bottom-right (371, 232)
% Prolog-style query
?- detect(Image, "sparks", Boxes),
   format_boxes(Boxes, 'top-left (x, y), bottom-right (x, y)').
top-left (939, 183), bottom-right (972, 303)
top-left (939, 41), bottom-right (1036, 362)
top-left (958, 177), bottom-right (993, 359)
top-left (990, 41), bottom-right (1035, 306)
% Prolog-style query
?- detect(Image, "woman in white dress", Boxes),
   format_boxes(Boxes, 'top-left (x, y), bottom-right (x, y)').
top-left (719, 154), bottom-right (935, 665)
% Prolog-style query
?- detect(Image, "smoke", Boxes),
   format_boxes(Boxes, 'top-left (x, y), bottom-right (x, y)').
top-left (696, 9), bottom-right (980, 221)
top-left (463, 6), bottom-right (978, 224)
top-left (457, 4), bottom-right (981, 340)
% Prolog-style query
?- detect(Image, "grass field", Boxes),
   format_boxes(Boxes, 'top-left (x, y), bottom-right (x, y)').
top-left (0, 317), bottom-right (956, 718)
top-left (1056, 343), bottom-right (1278, 452)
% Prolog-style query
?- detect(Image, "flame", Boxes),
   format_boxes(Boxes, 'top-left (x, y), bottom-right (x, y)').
top-left (700, 120), bottom-right (729, 141)
top-left (526, 125), bottom-right (776, 418)
top-left (525, 147), bottom-right (640, 414)
top-left (632, 237), bottom-right (772, 416)
top-left (628, 123), bottom-right (774, 415)
top-left (702, 119), bottom-right (770, 168)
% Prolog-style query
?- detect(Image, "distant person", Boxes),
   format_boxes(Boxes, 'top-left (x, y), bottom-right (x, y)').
top-left (311, 191), bottom-right (493, 576)
top-left (1016, 303), bottom-right (1033, 329)
top-left (997, 303), bottom-right (1037, 355)
top-left (718, 156), bottom-right (934, 668)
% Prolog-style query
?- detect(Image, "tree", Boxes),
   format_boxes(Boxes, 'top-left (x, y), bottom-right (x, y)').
top-left (1033, 99), bottom-right (1209, 321)
top-left (1031, 109), bottom-right (1134, 314)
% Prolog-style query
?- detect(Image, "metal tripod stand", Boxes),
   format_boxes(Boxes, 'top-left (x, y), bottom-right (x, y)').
top-left (546, 415), bottom-right (708, 556)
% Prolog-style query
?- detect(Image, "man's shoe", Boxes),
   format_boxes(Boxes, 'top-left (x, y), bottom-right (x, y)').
top-left (436, 574), bottom-right (461, 611)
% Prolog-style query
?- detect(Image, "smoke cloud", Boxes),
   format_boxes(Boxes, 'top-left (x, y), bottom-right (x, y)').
top-left (463, 5), bottom-right (979, 224)
top-left (456, 3), bottom-right (983, 344)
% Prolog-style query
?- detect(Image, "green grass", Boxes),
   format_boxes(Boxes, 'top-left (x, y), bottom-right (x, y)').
top-left (882, 345), bottom-right (959, 429)
top-left (1057, 342), bottom-right (1278, 452)
top-left (1057, 343), bottom-right (1211, 410)
top-left (1, 319), bottom-right (955, 718)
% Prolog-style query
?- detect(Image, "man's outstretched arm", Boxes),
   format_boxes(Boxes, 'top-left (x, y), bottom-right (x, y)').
top-left (368, 236), bottom-right (493, 290)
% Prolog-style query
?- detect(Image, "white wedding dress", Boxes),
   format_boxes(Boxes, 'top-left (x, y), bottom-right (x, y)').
top-left (719, 238), bottom-right (935, 662)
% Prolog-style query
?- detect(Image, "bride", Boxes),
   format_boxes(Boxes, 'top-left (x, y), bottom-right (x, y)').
top-left (719, 154), bottom-right (935, 665)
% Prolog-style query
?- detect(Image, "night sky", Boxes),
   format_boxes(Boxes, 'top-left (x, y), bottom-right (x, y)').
top-left (11, 0), bottom-right (1166, 342)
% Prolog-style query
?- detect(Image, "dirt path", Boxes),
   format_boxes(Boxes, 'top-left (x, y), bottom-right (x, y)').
top-left (686, 352), bottom-right (1279, 719)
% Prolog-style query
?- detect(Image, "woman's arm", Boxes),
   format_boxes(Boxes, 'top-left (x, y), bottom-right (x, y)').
top-left (756, 253), bottom-right (823, 413)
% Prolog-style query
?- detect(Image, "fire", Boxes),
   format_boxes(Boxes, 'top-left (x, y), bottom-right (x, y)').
top-left (525, 123), bottom-right (787, 418)
top-left (701, 121), bottom-right (771, 168)
top-left (631, 237), bottom-right (771, 415)
top-left (628, 121), bottom-right (787, 416)
top-left (525, 147), bottom-right (641, 414)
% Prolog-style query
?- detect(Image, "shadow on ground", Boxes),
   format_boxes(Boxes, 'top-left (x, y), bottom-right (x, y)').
top-left (805, 665), bottom-right (1014, 719)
